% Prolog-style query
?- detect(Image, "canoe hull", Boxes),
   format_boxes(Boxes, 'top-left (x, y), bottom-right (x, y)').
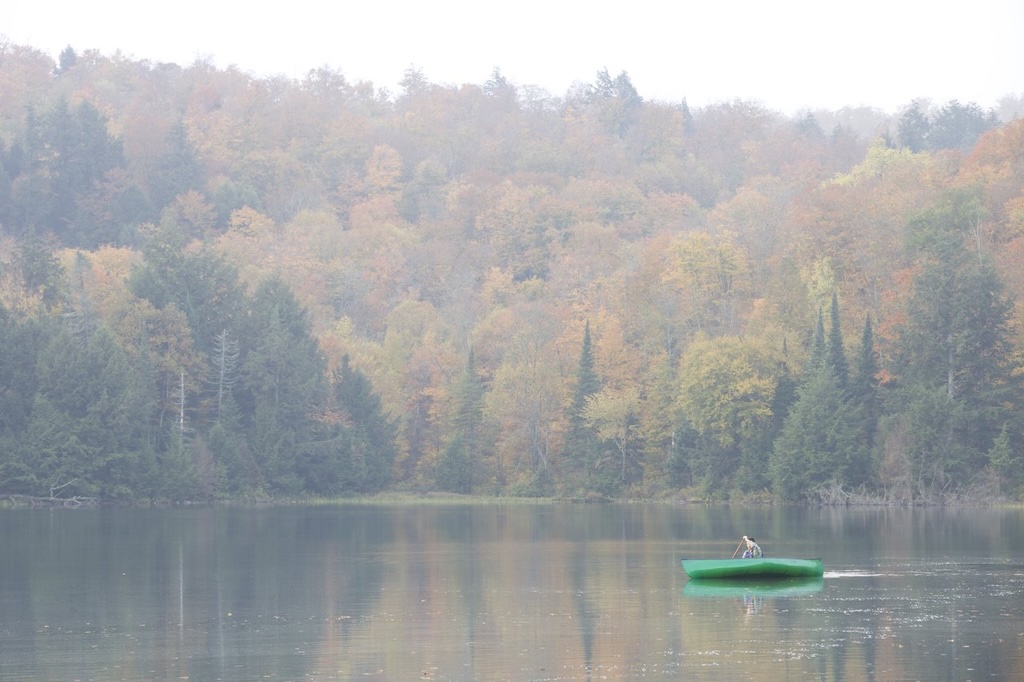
top-left (681, 557), bottom-right (824, 580)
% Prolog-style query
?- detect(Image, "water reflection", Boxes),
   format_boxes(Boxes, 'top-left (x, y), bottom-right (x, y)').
top-left (1, 505), bottom-right (1024, 680)
top-left (683, 576), bottom-right (825, 598)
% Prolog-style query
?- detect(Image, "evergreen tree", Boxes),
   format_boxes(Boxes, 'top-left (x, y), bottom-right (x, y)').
top-left (435, 436), bottom-right (472, 494)
top-left (927, 100), bottom-right (998, 152)
top-left (130, 224), bottom-right (246, 362)
top-left (437, 350), bottom-right (485, 492)
top-left (679, 98), bottom-right (695, 135)
top-left (56, 45), bottom-right (77, 74)
top-left (827, 292), bottom-right (849, 390)
top-left (770, 305), bottom-right (869, 501)
top-left (0, 310), bottom-right (48, 493)
top-left (666, 417), bottom-right (702, 489)
top-left (23, 324), bottom-right (142, 499)
top-left (739, 360), bottom-right (798, 491)
top-left (989, 424), bottom-right (1022, 496)
top-left (293, 418), bottom-right (349, 497)
top-left (897, 100), bottom-right (930, 152)
top-left (15, 229), bottom-right (63, 307)
top-left (334, 354), bottom-right (397, 493)
top-left (205, 393), bottom-right (251, 494)
top-left (561, 322), bottom-right (602, 495)
top-left (10, 99), bottom-right (127, 247)
top-left (39, 99), bottom-right (79, 237)
top-left (0, 143), bottom-right (12, 226)
top-left (591, 69), bottom-right (643, 137)
top-left (452, 350), bottom-right (485, 457)
top-left (0, 307), bottom-right (37, 439)
top-left (851, 315), bottom-right (880, 451)
top-left (160, 427), bottom-right (200, 502)
top-left (149, 120), bottom-right (202, 212)
top-left (770, 362), bottom-right (868, 502)
top-left (893, 190), bottom-right (1020, 494)
top-left (240, 278), bottom-right (326, 493)
top-left (809, 307), bottom-right (826, 369)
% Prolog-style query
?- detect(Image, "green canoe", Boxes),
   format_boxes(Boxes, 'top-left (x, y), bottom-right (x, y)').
top-left (681, 557), bottom-right (824, 580)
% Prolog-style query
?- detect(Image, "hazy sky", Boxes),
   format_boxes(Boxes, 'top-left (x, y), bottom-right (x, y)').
top-left (5, 0), bottom-right (1023, 114)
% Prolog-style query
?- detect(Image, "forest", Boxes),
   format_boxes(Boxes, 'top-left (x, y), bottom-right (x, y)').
top-left (1, 42), bottom-right (1023, 504)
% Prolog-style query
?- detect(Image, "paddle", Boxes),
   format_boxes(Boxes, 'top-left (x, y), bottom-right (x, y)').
top-left (731, 539), bottom-right (745, 558)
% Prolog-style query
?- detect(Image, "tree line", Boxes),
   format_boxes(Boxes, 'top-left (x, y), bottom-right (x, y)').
top-left (0, 43), bottom-right (1022, 503)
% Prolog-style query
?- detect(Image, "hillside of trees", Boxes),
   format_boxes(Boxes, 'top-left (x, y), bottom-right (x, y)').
top-left (1, 42), bottom-right (1023, 504)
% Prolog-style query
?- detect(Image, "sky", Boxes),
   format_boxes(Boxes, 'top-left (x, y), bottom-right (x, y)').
top-left (4, 0), bottom-right (1023, 115)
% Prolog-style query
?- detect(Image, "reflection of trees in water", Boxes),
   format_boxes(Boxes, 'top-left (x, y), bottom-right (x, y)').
top-left (571, 543), bottom-right (597, 681)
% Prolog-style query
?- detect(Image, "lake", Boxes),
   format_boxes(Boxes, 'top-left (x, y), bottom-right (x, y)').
top-left (1, 503), bottom-right (1022, 681)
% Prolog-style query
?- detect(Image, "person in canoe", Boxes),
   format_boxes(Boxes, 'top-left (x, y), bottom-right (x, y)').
top-left (733, 535), bottom-right (763, 558)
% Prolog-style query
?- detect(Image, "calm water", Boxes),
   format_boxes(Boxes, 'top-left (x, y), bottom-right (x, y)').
top-left (1, 504), bottom-right (1023, 681)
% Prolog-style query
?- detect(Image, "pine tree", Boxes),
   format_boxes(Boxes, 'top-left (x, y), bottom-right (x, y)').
top-left (561, 321), bottom-right (602, 494)
top-left (894, 190), bottom-right (1021, 492)
top-left (851, 315), bottom-right (880, 450)
top-left (241, 278), bottom-right (326, 493)
top-left (771, 303), bottom-right (870, 501)
top-left (149, 120), bottom-right (202, 211)
top-left (897, 100), bottom-right (930, 152)
top-left (57, 46), bottom-right (77, 74)
top-left (988, 424), bottom-right (1021, 495)
top-left (437, 350), bottom-right (485, 492)
top-left (334, 355), bottom-right (397, 493)
top-left (770, 361), bottom-right (867, 502)
top-left (205, 392), bottom-right (250, 494)
top-left (26, 324), bottom-right (141, 499)
top-left (827, 292), bottom-right (849, 390)
top-left (809, 307), bottom-right (826, 370)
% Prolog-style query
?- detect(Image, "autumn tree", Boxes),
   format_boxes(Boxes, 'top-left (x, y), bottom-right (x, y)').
top-left (3, 45), bottom-right (1024, 503)
top-left (435, 349), bottom-right (485, 493)
top-left (484, 303), bottom-right (564, 494)
top-left (662, 231), bottom-right (750, 337)
top-left (475, 182), bottom-right (557, 282)
top-left (638, 350), bottom-right (686, 493)
top-left (583, 386), bottom-right (643, 494)
top-left (676, 334), bottom-right (780, 492)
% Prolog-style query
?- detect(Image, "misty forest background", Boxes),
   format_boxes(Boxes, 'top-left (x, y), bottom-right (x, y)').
top-left (1, 43), bottom-right (1023, 504)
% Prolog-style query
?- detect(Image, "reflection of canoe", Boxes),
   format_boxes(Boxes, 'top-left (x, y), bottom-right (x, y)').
top-left (683, 576), bottom-right (824, 598)
top-left (681, 558), bottom-right (824, 579)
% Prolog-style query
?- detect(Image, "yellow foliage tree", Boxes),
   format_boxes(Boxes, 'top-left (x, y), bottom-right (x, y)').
top-left (677, 334), bottom-right (781, 449)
